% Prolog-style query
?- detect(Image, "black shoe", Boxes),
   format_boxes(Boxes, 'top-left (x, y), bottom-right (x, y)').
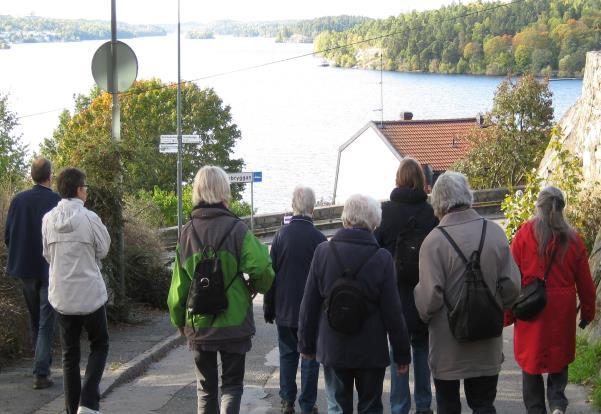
top-left (281, 400), bottom-right (295, 414)
top-left (33, 375), bottom-right (54, 390)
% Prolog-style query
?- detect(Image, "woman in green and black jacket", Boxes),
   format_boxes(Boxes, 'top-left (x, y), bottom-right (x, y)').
top-left (167, 165), bottom-right (274, 414)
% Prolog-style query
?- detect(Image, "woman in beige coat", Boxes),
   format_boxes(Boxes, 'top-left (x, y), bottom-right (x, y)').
top-left (414, 172), bottom-right (520, 414)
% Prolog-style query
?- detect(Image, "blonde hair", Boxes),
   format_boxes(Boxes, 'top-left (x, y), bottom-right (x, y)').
top-left (192, 166), bottom-right (231, 206)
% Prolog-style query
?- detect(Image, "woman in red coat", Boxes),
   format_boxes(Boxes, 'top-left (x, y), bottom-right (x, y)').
top-left (507, 186), bottom-right (596, 414)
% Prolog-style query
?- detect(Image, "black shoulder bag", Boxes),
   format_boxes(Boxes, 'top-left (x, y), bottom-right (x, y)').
top-left (512, 247), bottom-right (557, 321)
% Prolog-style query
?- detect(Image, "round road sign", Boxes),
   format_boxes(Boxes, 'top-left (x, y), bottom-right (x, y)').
top-left (91, 40), bottom-right (138, 93)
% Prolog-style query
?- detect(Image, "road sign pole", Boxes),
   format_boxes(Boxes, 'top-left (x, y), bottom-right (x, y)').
top-left (250, 180), bottom-right (254, 233)
top-left (176, 0), bottom-right (183, 237)
top-left (110, 0), bottom-right (126, 319)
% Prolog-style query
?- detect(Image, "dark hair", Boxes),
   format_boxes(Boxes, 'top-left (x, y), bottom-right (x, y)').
top-left (31, 158), bottom-right (52, 184)
top-left (56, 168), bottom-right (86, 198)
top-left (396, 157), bottom-right (426, 190)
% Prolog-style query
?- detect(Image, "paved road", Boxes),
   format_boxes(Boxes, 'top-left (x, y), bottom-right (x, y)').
top-left (101, 299), bottom-right (596, 414)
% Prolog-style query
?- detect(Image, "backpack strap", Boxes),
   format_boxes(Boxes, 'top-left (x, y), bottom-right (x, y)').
top-left (330, 240), bottom-right (378, 281)
top-left (437, 219), bottom-right (487, 265)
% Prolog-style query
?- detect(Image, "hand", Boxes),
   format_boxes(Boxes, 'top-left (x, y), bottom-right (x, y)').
top-left (396, 364), bottom-right (409, 375)
top-left (264, 311), bottom-right (275, 324)
top-left (301, 353), bottom-right (316, 360)
top-left (178, 327), bottom-right (186, 337)
top-left (579, 319), bottom-right (590, 329)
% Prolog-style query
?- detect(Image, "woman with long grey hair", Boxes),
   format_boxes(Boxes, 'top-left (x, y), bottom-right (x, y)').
top-left (507, 186), bottom-right (596, 414)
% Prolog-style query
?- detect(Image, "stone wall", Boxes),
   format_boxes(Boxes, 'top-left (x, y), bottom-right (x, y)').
top-left (539, 51), bottom-right (601, 184)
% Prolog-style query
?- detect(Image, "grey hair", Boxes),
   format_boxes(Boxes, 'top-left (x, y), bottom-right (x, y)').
top-left (430, 171), bottom-right (473, 218)
top-left (192, 166), bottom-right (231, 206)
top-left (341, 194), bottom-right (382, 231)
top-left (292, 185), bottom-right (316, 216)
top-left (534, 186), bottom-right (574, 257)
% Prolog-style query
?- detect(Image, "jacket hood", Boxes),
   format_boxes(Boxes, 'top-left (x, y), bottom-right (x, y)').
top-left (52, 199), bottom-right (85, 234)
top-left (390, 187), bottom-right (427, 204)
top-left (190, 206), bottom-right (236, 221)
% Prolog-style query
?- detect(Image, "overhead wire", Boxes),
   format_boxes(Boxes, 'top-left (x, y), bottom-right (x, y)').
top-left (16, 0), bottom-right (526, 120)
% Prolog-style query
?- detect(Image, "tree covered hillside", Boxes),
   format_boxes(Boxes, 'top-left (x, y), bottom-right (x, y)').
top-left (0, 15), bottom-right (165, 44)
top-left (189, 16), bottom-right (371, 42)
top-left (314, 0), bottom-right (601, 77)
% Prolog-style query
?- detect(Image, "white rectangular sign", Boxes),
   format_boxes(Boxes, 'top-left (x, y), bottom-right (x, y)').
top-left (160, 134), bottom-right (201, 144)
top-left (159, 144), bottom-right (178, 153)
top-left (228, 172), bottom-right (253, 183)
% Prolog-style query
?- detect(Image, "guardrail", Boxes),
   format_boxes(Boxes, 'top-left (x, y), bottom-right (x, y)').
top-left (159, 186), bottom-right (519, 251)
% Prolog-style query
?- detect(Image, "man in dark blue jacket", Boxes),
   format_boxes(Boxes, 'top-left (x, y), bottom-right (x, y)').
top-left (264, 186), bottom-right (326, 414)
top-left (5, 158), bottom-right (61, 389)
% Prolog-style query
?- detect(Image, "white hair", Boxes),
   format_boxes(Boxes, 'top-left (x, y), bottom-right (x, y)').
top-left (192, 166), bottom-right (231, 206)
top-left (341, 194), bottom-right (382, 231)
top-left (430, 171), bottom-right (473, 218)
top-left (292, 185), bottom-right (316, 216)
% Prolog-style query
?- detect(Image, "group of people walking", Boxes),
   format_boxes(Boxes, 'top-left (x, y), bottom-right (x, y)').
top-left (4, 157), bottom-right (597, 414)
top-left (167, 161), bottom-right (596, 414)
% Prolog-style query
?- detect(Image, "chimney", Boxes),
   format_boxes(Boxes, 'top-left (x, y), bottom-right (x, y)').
top-left (401, 112), bottom-right (413, 121)
top-left (476, 113), bottom-right (484, 127)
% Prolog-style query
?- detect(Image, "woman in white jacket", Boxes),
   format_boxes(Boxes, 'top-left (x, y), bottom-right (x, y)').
top-left (42, 168), bottom-right (111, 414)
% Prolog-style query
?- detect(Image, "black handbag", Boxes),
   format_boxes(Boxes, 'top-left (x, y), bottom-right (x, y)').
top-left (512, 247), bottom-right (557, 321)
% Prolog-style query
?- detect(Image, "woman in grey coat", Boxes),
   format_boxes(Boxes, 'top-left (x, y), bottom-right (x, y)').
top-left (414, 172), bottom-right (520, 414)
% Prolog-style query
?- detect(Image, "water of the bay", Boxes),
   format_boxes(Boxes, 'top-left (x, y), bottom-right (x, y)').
top-left (0, 35), bottom-right (583, 212)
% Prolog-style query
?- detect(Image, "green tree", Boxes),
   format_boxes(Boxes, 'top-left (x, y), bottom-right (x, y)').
top-left (454, 74), bottom-right (554, 188)
top-left (0, 94), bottom-right (27, 187)
top-left (42, 79), bottom-right (244, 195)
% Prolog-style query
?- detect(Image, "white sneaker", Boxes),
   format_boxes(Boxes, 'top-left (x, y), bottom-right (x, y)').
top-left (77, 407), bottom-right (101, 414)
top-left (551, 409), bottom-right (564, 414)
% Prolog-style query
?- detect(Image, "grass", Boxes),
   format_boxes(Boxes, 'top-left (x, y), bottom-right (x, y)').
top-left (569, 336), bottom-right (601, 409)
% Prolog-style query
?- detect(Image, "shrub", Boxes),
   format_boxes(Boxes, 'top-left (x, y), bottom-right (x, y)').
top-left (122, 196), bottom-right (171, 309)
top-left (570, 336), bottom-right (601, 409)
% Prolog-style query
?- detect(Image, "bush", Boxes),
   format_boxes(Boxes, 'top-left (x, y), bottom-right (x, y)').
top-left (137, 185), bottom-right (252, 227)
top-left (122, 196), bottom-right (171, 309)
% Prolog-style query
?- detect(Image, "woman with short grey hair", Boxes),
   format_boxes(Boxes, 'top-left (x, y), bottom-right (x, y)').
top-left (341, 194), bottom-right (382, 230)
top-left (299, 194), bottom-right (410, 413)
top-left (508, 186), bottom-right (596, 414)
top-left (429, 172), bottom-right (473, 219)
top-left (415, 171), bottom-right (520, 413)
top-left (292, 185), bottom-right (317, 217)
top-left (168, 165), bottom-right (275, 414)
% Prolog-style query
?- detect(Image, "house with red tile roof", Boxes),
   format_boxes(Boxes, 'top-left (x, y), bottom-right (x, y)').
top-left (332, 115), bottom-right (482, 203)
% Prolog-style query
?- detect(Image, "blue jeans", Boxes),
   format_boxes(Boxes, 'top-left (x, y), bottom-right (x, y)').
top-left (21, 278), bottom-right (56, 377)
top-left (324, 365), bottom-right (385, 414)
top-left (390, 335), bottom-right (432, 414)
top-left (277, 325), bottom-right (320, 412)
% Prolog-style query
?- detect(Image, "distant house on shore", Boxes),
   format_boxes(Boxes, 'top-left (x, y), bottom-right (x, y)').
top-left (332, 113), bottom-right (482, 204)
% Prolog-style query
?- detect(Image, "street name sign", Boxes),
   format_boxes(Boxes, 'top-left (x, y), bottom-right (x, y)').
top-left (228, 172), bottom-right (254, 183)
top-left (160, 134), bottom-right (201, 144)
top-left (159, 144), bottom-right (178, 153)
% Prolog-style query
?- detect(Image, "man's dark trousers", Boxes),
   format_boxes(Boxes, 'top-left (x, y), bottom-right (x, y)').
top-left (434, 375), bottom-right (499, 414)
top-left (58, 306), bottom-right (109, 414)
top-left (21, 277), bottom-right (56, 377)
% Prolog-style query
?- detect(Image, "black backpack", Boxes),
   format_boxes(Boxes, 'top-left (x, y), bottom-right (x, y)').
top-left (324, 241), bottom-right (378, 335)
top-left (186, 219), bottom-right (240, 319)
top-left (394, 214), bottom-right (429, 288)
top-left (437, 219), bottom-right (503, 342)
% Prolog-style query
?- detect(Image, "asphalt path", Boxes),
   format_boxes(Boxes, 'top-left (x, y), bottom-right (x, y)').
top-left (100, 298), bottom-right (596, 414)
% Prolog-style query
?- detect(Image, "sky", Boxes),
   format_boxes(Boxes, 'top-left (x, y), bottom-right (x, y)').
top-left (3, 0), bottom-right (476, 25)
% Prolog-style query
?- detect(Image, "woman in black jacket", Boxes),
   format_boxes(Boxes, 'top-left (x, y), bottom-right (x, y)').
top-left (375, 158), bottom-right (438, 414)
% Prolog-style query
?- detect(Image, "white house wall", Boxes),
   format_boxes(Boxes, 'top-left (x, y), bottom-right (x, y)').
top-left (336, 127), bottom-right (401, 204)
